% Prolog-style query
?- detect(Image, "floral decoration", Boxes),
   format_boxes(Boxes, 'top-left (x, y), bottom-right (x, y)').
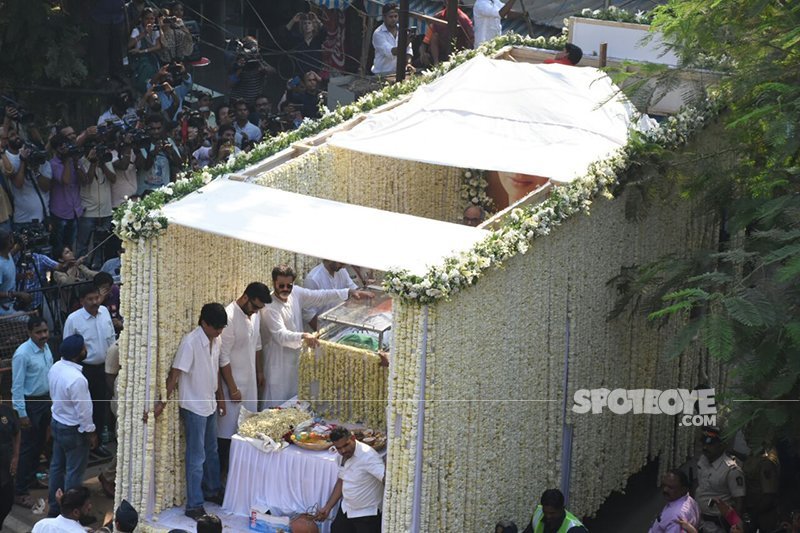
top-left (577, 6), bottom-right (655, 25)
top-left (112, 33), bottom-right (567, 241)
top-left (461, 168), bottom-right (493, 212)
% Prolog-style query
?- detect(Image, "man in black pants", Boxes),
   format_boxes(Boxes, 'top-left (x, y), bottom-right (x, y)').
top-left (11, 316), bottom-right (53, 508)
top-left (62, 283), bottom-right (116, 458)
top-left (0, 372), bottom-right (21, 530)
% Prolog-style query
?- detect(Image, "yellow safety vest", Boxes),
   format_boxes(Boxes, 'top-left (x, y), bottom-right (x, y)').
top-left (531, 505), bottom-right (584, 533)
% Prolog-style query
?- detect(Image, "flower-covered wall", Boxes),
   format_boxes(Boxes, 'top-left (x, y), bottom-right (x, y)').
top-left (382, 186), bottom-right (720, 531)
top-left (115, 224), bottom-right (307, 517)
top-left (252, 145), bottom-right (464, 223)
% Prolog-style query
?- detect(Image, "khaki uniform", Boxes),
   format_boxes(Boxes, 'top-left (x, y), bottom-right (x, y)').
top-left (744, 447), bottom-right (780, 532)
top-left (696, 453), bottom-right (746, 533)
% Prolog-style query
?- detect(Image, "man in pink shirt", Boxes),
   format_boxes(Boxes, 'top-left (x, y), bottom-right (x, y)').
top-left (649, 469), bottom-right (700, 533)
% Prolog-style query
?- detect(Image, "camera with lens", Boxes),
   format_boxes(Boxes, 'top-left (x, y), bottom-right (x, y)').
top-left (130, 128), bottom-right (151, 147)
top-left (1, 95), bottom-right (35, 123)
top-left (97, 122), bottom-right (119, 137)
top-left (64, 143), bottom-right (83, 159)
top-left (22, 142), bottom-right (49, 166)
top-left (167, 62), bottom-right (185, 84)
top-left (85, 142), bottom-right (113, 164)
top-left (16, 221), bottom-right (51, 256)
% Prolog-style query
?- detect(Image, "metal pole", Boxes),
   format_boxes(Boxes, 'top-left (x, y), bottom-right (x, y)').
top-left (395, 0), bottom-right (410, 81)
top-left (446, 0), bottom-right (458, 49)
top-left (599, 42), bottom-right (608, 67)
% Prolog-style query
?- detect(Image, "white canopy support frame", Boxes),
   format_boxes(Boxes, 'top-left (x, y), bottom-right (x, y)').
top-left (329, 55), bottom-right (655, 184)
top-left (160, 179), bottom-right (490, 276)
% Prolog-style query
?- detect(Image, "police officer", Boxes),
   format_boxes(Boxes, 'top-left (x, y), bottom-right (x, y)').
top-left (522, 488), bottom-right (588, 533)
top-left (695, 427), bottom-right (746, 533)
top-left (743, 444), bottom-right (780, 532)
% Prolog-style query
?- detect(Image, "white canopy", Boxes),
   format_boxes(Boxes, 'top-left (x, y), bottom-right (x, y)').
top-left (161, 179), bottom-right (490, 275)
top-left (329, 55), bottom-right (654, 183)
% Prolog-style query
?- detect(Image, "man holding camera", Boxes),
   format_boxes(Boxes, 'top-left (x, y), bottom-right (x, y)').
top-left (77, 138), bottom-right (116, 269)
top-left (149, 62), bottom-right (193, 120)
top-left (232, 99), bottom-right (261, 148)
top-left (136, 114), bottom-right (181, 194)
top-left (49, 134), bottom-right (87, 255)
top-left (228, 36), bottom-right (276, 104)
top-left (1, 128), bottom-right (52, 232)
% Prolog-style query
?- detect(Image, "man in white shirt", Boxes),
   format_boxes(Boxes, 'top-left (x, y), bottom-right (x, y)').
top-left (47, 335), bottom-right (97, 517)
top-left (62, 284), bottom-right (116, 459)
top-left (371, 3), bottom-right (413, 75)
top-left (158, 303), bottom-right (229, 521)
top-left (303, 259), bottom-right (357, 330)
top-left (34, 486), bottom-right (94, 532)
top-left (260, 265), bottom-right (373, 409)
top-left (473, 0), bottom-right (517, 48)
top-left (0, 129), bottom-right (52, 229)
top-left (216, 282), bottom-right (270, 472)
top-left (232, 99), bottom-right (263, 148)
top-left (77, 143), bottom-right (116, 267)
top-left (316, 427), bottom-right (384, 532)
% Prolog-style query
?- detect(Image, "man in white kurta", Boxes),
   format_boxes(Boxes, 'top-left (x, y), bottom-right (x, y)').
top-left (473, 0), bottom-right (517, 47)
top-left (217, 283), bottom-right (271, 442)
top-left (260, 265), bottom-right (372, 409)
top-left (302, 260), bottom-right (358, 329)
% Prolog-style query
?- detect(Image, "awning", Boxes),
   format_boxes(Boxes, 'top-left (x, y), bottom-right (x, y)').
top-left (308, 0), bottom-right (351, 9)
top-left (161, 179), bottom-right (490, 275)
top-left (328, 55), bottom-right (654, 184)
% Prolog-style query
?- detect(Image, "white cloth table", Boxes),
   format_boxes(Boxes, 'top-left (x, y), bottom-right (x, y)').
top-left (223, 434), bottom-right (340, 533)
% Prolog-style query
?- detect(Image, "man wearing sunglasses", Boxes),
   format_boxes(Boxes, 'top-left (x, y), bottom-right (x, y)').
top-left (259, 264), bottom-right (373, 409)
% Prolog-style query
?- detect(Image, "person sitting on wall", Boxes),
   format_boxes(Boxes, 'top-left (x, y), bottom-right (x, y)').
top-left (544, 43), bottom-right (583, 66)
top-left (522, 488), bottom-right (587, 533)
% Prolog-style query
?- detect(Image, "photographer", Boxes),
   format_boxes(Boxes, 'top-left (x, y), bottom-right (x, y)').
top-left (60, 124), bottom-right (98, 149)
top-left (148, 62), bottom-right (193, 120)
top-left (284, 11), bottom-right (324, 76)
top-left (157, 2), bottom-right (194, 64)
top-left (135, 113), bottom-right (180, 194)
top-left (128, 7), bottom-right (162, 93)
top-left (193, 124), bottom-right (238, 169)
top-left (278, 70), bottom-right (324, 123)
top-left (110, 131), bottom-right (138, 208)
top-left (228, 36), bottom-right (276, 104)
top-left (48, 134), bottom-right (87, 256)
top-left (97, 90), bottom-right (137, 127)
top-left (0, 230), bottom-right (32, 315)
top-left (77, 139), bottom-right (116, 269)
top-left (2, 129), bottom-right (52, 232)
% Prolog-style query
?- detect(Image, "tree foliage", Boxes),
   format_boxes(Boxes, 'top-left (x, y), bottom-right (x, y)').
top-left (0, 1), bottom-right (87, 88)
top-left (615, 0), bottom-right (800, 442)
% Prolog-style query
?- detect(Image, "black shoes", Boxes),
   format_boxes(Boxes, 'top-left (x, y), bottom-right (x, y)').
top-left (185, 506), bottom-right (207, 521)
top-left (205, 492), bottom-right (224, 505)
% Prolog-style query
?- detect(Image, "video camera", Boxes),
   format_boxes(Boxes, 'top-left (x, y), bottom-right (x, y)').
top-left (85, 141), bottom-right (114, 164)
top-left (15, 222), bottom-right (50, 253)
top-left (166, 61), bottom-right (186, 84)
top-left (22, 142), bottom-right (49, 166)
top-left (0, 95), bottom-right (34, 123)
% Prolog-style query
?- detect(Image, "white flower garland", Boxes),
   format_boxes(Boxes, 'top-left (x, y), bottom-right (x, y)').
top-left (461, 169), bottom-right (493, 212)
top-left (577, 6), bottom-right (655, 25)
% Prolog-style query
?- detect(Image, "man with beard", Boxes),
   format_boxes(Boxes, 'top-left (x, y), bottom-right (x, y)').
top-left (34, 486), bottom-right (95, 532)
top-left (260, 265), bottom-right (372, 408)
top-left (46, 335), bottom-right (98, 518)
top-left (12, 317), bottom-right (54, 509)
top-left (315, 426), bottom-right (385, 532)
top-left (62, 284), bottom-right (116, 459)
top-left (216, 282), bottom-right (270, 472)
top-left (648, 469), bottom-right (699, 533)
top-left (522, 489), bottom-right (586, 533)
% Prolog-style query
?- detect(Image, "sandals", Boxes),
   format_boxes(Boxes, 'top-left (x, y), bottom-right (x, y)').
top-left (14, 494), bottom-right (36, 509)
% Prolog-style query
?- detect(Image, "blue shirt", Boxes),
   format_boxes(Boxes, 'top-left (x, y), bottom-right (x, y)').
top-left (12, 339), bottom-right (54, 417)
top-left (0, 254), bottom-right (15, 315)
top-left (15, 252), bottom-right (59, 309)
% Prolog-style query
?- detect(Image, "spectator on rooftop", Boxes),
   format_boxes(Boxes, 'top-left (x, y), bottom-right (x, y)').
top-left (228, 36), bottom-right (276, 105)
top-left (129, 7), bottom-right (162, 93)
top-left (157, 2), bottom-right (194, 64)
top-left (284, 11), bottom-right (325, 76)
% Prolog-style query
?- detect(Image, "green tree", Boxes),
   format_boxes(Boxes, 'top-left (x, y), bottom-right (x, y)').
top-left (615, 0), bottom-right (800, 442)
top-left (0, 1), bottom-right (87, 88)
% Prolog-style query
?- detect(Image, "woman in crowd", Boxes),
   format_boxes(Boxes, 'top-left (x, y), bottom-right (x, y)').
top-left (129, 8), bottom-right (162, 93)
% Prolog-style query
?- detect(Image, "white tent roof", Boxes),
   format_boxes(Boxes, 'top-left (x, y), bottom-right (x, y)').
top-left (328, 55), bottom-right (654, 183)
top-left (161, 179), bottom-right (490, 275)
